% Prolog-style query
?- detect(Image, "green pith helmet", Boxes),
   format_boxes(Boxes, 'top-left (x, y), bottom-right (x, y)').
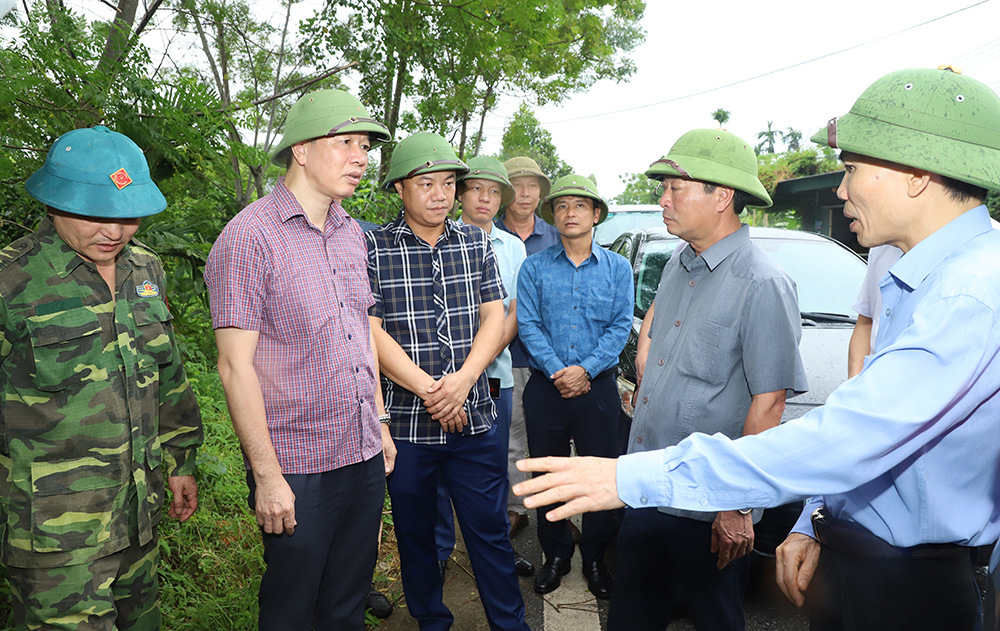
top-left (502, 156), bottom-right (552, 210)
top-left (458, 156), bottom-right (514, 208)
top-left (542, 174), bottom-right (609, 225)
top-left (382, 133), bottom-right (468, 192)
top-left (271, 89), bottom-right (390, 167)
top-left (645, 129), bottom-right (772, 208)
top-left (809, 66), bottom-right (1000, 191)
top-left (25, 126), bottom-right (167, 218)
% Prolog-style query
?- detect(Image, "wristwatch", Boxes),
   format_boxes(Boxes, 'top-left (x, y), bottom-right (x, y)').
top-left (583, 368), bottom-right (593, 381)
top-left (738, 508), bottom-right (753, 515)
top-left (378, 413), bottom-right (391, 425)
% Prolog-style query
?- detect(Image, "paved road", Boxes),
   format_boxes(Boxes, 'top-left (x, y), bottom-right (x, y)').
top-left (375, 512), bottom-right (809, 630)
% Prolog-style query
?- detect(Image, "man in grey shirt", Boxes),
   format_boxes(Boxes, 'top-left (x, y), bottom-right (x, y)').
top-left (608, 129), bottom-right (807, 631)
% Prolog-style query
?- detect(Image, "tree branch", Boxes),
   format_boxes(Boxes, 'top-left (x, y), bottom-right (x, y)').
top-left (2, 144), bottom-right (47, 153)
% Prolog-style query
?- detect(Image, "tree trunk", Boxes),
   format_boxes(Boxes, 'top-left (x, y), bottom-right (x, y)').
top-left (473, 82), bottom-right (494, 157)
top-left (457, 109), bottom-right (468, 159)
top-left (97, 0), bottom-right (138, 74)
top-left (380, 50), bottom-right (408, 178)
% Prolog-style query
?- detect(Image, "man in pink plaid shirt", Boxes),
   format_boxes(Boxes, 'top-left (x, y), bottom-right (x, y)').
top-left (206, 90), bottom-right (396, 631)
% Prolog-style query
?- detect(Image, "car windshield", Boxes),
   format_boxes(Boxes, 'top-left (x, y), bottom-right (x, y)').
top-left (634, 235), bottom-right (866, 317)
top-left (595, 210), bottom-right (663, 245)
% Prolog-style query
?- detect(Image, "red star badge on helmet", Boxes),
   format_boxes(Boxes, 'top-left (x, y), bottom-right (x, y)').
top-left (110, 168), bottom-right (133, 190)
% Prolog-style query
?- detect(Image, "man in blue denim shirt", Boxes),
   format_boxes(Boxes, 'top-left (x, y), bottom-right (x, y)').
top-left (516, 175), bottom-right (633, 598)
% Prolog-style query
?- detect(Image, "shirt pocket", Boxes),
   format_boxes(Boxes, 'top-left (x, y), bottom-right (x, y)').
top-left (26, 307), bottom-right (106, 392)
top-left (675, 320), bottom-right (738, 387)
top-left (586, 282), bottom-right (616, 321)
top-left (29, 456), bottom-right (124, 553)
top-left (132, 298), bottom-right (174, 368)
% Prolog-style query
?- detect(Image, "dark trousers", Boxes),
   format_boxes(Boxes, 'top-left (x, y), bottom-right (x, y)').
top-left (524, 369), bottom-right (618, 565)
top-left (435, 387), bottom-right (512, 560)
top-left (609, 508), bottom-right (751, 631)
top-left (389, 425), bottom-right (528, 631)
top-left (248, 453), bottom-right (385, 631)
top-left (808, 544), bottom-right (980, 631)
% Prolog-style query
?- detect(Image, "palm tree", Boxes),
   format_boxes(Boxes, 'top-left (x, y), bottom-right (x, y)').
top-left (781, 127), bottom-right (803, 152)
top-left (756, 121), bottom-right (778, 155)
top-left (711, 108), bottom-right (731, 127)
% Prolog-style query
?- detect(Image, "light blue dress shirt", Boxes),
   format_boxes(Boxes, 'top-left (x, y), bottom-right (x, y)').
top-left (458, 218), bottom-right (527, 388)
top-left (617, 206), bottom-right (1000, 553)
top-left (517, 240), bottom-right (634, 380)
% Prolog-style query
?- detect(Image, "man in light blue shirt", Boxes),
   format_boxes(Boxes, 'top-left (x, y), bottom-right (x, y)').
top-left (496, 156), bottom-right (560, 537)
top-left (434, 155), bottom-right (533, 576)
top-left (517, 175), bottom-right (633, 598)
top-left (514, 67), bottom-right (1000, 631)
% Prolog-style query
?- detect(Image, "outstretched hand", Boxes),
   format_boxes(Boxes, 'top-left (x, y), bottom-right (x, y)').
top-left (513, 456), bottom-right (623, 520)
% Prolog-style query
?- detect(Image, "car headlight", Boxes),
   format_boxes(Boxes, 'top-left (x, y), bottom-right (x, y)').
top-left (617, 375), bottom-right (636, 418)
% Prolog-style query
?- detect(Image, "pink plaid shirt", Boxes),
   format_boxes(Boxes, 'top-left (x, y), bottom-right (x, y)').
top-left (206, 179), bottom-right (382, 474)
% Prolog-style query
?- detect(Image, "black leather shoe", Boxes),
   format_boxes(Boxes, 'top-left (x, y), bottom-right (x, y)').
top-left (583, 560), bottom-right (613, 599)
top-left (364, 588), bottom-right (393, 619)
top-left (513, 551), bottom-right (535, 576)
top-left (533, 556), bottom-right (571, 594)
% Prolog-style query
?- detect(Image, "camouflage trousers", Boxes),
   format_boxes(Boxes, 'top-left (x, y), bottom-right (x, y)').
top-left (7, 531), bottom-right (160, 631)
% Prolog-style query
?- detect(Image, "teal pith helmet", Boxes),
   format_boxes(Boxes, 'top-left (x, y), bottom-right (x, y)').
top-left (457, 156), bottom-right (515, 208)
top-left (502, 156), bottom-right (551, 216)
top-left (271, 89), bottom-right (390, 167)
top-left (25, 126), bottom-right (167, 218)
top-left (645, 129), bottom-right (772, 208)
top-left (810, 65), bottom-right (1000, 191)
top-left (542, 174), bottom-right (609, 225)
top-left (381, 133), bottom-right (468, 193)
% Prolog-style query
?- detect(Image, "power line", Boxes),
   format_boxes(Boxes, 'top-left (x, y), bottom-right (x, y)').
top-left (540, 0), bottom-right (992, 126)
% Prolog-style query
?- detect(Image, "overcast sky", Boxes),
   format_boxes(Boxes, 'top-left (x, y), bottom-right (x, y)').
top-left (19, 0), bottom-right (1000, 199)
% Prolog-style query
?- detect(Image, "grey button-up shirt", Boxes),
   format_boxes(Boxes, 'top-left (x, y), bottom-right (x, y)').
top-left (629, 224), bottom-right (807, 521)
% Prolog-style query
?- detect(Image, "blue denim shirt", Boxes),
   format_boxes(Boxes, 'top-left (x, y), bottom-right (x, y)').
top-left (516, 239), bottom-right (634, 379)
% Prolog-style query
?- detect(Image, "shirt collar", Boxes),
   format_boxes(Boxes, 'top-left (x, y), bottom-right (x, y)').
top-left (680, 224), bottom-right (749, 271)
top-left (272, 177), bottom-right (349, 230)
top-left (389, 211), bottom-right (463, 246)
top-left (888, 205), bottom-right (992, 291)
top-left (498, 213), bottom-right (547, 237)
top-left (458, 216), bottom-right (511, 245)
top-left (551, 238), bottom-right (604, 264)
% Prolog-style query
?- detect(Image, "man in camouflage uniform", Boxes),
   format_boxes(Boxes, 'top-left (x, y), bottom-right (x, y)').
top-left (0, 125), bottom-right (204, 630)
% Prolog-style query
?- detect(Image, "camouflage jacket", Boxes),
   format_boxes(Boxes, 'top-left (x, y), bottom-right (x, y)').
top-left (0, 218), bottom-right (203, 568)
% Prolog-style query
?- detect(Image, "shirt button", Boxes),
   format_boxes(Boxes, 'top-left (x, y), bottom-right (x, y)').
top-left (658, 358), bottom-right (664, 366)
top-left (642, 396), bottom-right (648, 404)
top-left (636, 436), bottom-right (643, 443)
top-left (689, 280), bottom-right (696, 287)
top-left (885, 309), bottom-right (891, 317)
top-left (332, 268), bottom-right (337, 274)
top-left (700, 499), bottom-right (708, 506)
top-left (571, 344), bottom-right (575, 349)
top-left (347, 334), bottom-right (352, 339)
top-left (574, 305), bottom-right (578, 309)
top-left (674, 320), bottom-right (681, 327)
top-left (341, 302), bottom-right (344, 307)
top-left (640, 496), bottom-right (649, 505)
top-left (572, 325), bottom-right (576, 329)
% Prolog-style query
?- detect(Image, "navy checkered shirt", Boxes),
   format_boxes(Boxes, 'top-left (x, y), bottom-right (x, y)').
top-left (366, 213), bottom-right (506, 444)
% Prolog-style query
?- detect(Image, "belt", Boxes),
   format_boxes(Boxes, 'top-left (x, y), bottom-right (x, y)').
top-left (811, 507), bottom-right (972, 561)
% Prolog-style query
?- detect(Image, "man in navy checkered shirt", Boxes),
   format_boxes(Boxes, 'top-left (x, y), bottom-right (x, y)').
top-left (366, 133), bottom-right (530, 631)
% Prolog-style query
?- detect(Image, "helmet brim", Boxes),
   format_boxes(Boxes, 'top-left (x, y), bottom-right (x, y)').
top-left (811, 113), bottom-right (1000, 192)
